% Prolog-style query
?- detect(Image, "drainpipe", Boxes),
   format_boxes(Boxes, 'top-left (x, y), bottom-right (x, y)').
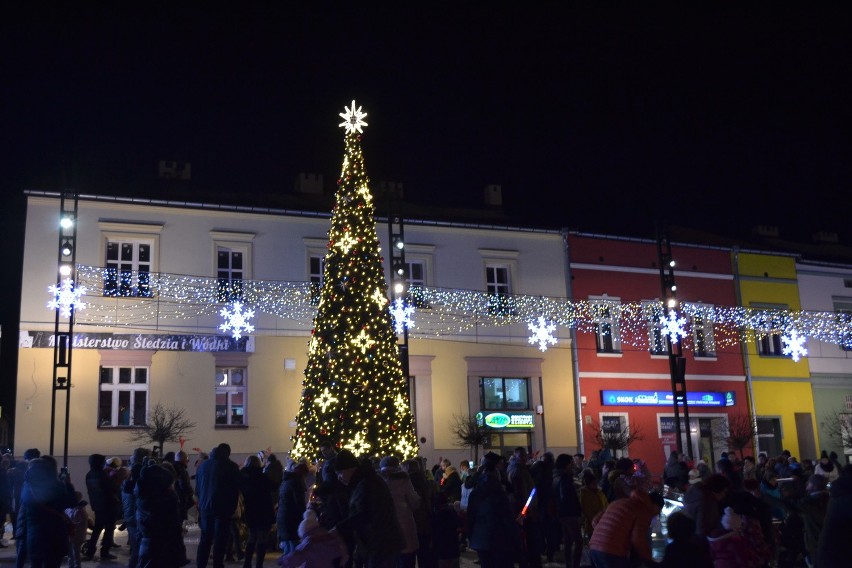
top-left (562, 230), bottom-right (585, 454)
top-left (732, 247), bottom-right (760, 454)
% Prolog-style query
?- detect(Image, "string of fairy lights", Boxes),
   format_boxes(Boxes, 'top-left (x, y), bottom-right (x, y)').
top-left (51, 264), bottom-right (852, 357)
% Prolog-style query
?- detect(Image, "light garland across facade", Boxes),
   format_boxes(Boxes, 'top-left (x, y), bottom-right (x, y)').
top-left (69, 265), bottom-right (852, 352)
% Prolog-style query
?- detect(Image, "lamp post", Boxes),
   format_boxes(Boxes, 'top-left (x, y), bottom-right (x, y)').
top-left (49, 191), bottom-right (78, 466)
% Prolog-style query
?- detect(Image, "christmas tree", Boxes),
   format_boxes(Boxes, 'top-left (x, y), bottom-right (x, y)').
top-left (290, 101), bottom-right (418, 461)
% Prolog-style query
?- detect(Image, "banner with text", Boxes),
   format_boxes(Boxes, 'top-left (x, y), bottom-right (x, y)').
top-left (20, 330), bottom-right (254, 352)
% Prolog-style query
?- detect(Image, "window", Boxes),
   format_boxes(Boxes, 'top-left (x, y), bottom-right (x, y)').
top-left (481, 377), bottom-right (529, 410)
top-left (216, 367), bottom-right (247, 425)
top-left (104, 240), bottom-right (154, 297)
top-left (834, 298), bottom-right (852, 351)
top-left (591, 298), bottom-right (621, 353)
top-left (599, 413), bottom-right (630, 457)
top-left (486, 264), bottom-right (514, 315)
top-left (309, 255), bottom-right (326, 306)
top-left (643, 301), bottom-right (667, 355)
top-left (687, 303), bottom-right (717, 357)
top-left (216, 247), bottom-right (244, 302)
top-left (99, 366), bottom-right (148, 427)
top-left (753, 304), bottom-right (788, 357)
top-left (756, 417), bottom-right (782, 457)
top-left (406, 260), bottom-right (431, 308)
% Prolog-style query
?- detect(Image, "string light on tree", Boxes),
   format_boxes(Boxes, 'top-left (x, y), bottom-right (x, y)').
top-left (782, 329), bottom-right (808, 362)
top-left (390, 297), bottom-right (415, 334)
top-left (660, 311), bottom-right (688, 344)
top-left (528, 316), bottom-right (557, 351)
top-left (219, 301), bottom-right (255, 339)
top-left (47, 278), bottom-right (87, 317)
top-left (290, 100), bottom-right (418, 460)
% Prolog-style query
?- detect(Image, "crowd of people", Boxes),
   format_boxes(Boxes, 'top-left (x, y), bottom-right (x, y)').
top-left (2, 443), bottom-right (851, 568)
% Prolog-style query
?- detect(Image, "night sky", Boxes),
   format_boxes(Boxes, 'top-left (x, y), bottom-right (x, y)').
top-left (4, 4), bottom-right (850, 241)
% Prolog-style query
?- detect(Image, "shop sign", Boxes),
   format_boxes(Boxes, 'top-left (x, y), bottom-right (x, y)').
top-left (601, 390), bottom-right (735, 407)
top-left (20, 330), bottom-right (253, 352)
top-left (601, 415), bottom-right (623, 433)
top-left (476, 411), bottom-right (535, 429)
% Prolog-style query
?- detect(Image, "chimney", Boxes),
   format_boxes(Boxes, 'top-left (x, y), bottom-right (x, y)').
top-left (484, 184), bottom-right (502, 207)
top-left (751, 225), bottom-right (779, 238)
top-left (812, 231), bottom-right (839, 244)
top-left (159, 161), bottom-right (191, 180)
top-left (295, 173), bottom-right (324, 194)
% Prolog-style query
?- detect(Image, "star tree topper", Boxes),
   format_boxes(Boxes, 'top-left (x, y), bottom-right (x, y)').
top-left (528, 316), bottom-right (557, 351)
top-left (782, 329), bottom-right (808, 362)
top-left (219, 301), bottom-right (255, 339)
top-left (339, 100), bottom-right (368, 133)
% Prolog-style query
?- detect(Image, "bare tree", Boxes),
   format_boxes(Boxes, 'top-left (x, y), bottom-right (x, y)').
top-left (712, 413), bottom-right (755, 460)
top-left (450, 414), bottom-right (490, 465)
top-left (821, 408), bottom-right (852, 450)
top-left (590, 419), bottom-right (644, 458)
top-left (127, 403), bottom-right (196, 457)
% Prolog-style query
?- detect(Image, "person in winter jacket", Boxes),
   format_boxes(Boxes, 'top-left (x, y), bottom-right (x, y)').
top-left (135, 463), bottom-right (185, 568)
top-left (439, 459), bottom-right (462, 503)
top-left (278, 507), bottom-right (348, 568)
top-left (195, 443), bottom-right (242, 568)
top-left (402, 457), bottom-right (437, 568)
top-left (588, 489), bottom-right (663, 568)
top-left (466, 462), bottom-right (522, 568)
top-left (334, 450), bottom-right (405, 567)
top-left (816, 464), bottom-right (852, 568)
top-left (578, 469), bottom-right (608, 541)
top-left (277, 460), bottom-right (308, 554)
top-left (65, 491), bottom-right (89, 568)
top-left (552, 454), bottom-right (583, 568)
top-left (660, 511), bottom-right (713, 568)
top-left (681, 473), bottom-right (730, 537)
top-left (15, 457), bottom-right (77, 568)
top-left (379, 456), bottom-right (421, 568)
top-left (507, 447), bottom-right (541, 568)
top-left (83, 453), bottom-right (118, 560)
top-left (707, 506), bottom-right (762, 568)
top-left (814, 451), bottom-right (840, 483)
top-left (431, 493), bottom-right (461, 568)
top-left (240, 455), bottom-right (276, 568)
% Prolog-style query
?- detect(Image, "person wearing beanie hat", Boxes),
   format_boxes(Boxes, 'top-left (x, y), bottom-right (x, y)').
top-left (279, 507), bottom-right (349, 568)
top-left (379, 455), bottom-right (400, 471)
top-left (688, 469), bottom-right (702, 484)
top-left (136, 464), bottom-right (185, 567)
top-left (332, 449), bottom-right (360, 474)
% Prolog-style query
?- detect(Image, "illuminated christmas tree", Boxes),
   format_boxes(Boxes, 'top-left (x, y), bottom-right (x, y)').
top-left (290, 101), bottom-right (418, 460)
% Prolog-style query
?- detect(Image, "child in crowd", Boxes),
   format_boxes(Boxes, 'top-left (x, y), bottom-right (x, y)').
top-left (65, 491), bottom-right (89, 568)
top-left (279, 507), bottom-right (348, 568)
top-left (661, 511), bottom-right (712, 568)
top-left (578, 469), bottom-right (608, 541)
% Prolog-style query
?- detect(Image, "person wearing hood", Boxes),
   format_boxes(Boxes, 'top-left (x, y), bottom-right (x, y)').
top-left (195, 443), bottom-right (241, 568)
top-left (278, 507), bottom-right (348, 568)
top-left (277, 459), bottom-right (308, 555)
top-left (16, 458), bottom-right (77, 568)
top-left (240, 455), bottom-right (276, 568)
top-left (379, 456), bottom-right (421, 568)
top-left (466, 462), bottom-right (523, 568)
top-left (135, 462), bottom-right (184, 567)
top-left (588, 488), bottom-right (664, 567)
top-left (333, 449), bottom-right (404, 567)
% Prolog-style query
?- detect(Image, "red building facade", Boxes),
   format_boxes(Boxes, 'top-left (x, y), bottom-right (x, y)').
top-left (567, 233), bottom-right (748, 470)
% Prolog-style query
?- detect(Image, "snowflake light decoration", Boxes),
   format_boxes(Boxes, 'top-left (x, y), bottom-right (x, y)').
top-left (394, 437), bottom-right (418, 458)
top-left (47, 278), bottom-right (87, 317)
top-left (390, 298), bottom-right (415, 334)
top-left (219, 301), bottom-right (255, 339)
top-left (351, 329), bottom-right (376, 353)
top-left (394, 393), bottom-right (409, 415)
top-left (528, 316), bottom-right (557, 351)
top-left (782, 329), bottom-right (808, 362)
top-left (314, 387), bottom-right (339, 413)
top-left (338, 100), bottom-right (368, 134)
top-left (660, 311), bottom-right (688, 344)
top-left (357, 185), bottom-right (373, 203)
top-left (343, 431), bottom-right (371, 455)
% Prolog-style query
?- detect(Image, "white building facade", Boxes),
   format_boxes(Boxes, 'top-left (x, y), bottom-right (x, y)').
top-left (17, 192), bottom-right (579, 484)
top-left (796, 259), bottom-right (852, 462)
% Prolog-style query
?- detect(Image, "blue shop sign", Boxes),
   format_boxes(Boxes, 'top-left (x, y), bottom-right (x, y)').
top-left (601, 390), bottom-right (735, 407)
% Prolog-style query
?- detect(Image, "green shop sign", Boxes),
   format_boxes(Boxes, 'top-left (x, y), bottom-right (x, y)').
top-left (476, 411), bottom-right (536, 429)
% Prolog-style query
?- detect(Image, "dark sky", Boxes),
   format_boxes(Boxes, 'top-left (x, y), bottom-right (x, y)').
top-left (4, 4), bottom-right (850, 240)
